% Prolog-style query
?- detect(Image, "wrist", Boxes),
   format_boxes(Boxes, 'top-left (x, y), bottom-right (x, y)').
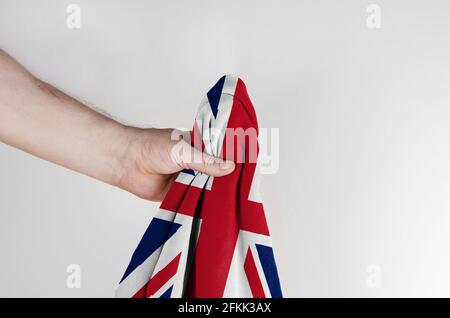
top-left (113, 125), bottom-right (155, 190)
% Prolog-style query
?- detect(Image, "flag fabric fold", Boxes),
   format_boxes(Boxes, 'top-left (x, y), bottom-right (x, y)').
top-left (116, 75), bottom-right (282, 298)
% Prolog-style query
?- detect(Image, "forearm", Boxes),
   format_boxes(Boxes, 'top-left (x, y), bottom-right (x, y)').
top-left (0, 49), bottom-right (129, 187)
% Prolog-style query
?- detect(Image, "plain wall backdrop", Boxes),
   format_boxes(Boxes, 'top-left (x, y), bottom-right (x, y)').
top-left (1, 0), bottom-right (450, 297)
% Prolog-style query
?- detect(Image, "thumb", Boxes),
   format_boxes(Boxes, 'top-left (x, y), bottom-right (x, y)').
top-left (174, 140), bottom-right (235, 177)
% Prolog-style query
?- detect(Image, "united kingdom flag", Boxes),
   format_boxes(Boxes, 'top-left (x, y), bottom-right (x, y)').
top-left (116, 75), bottom-right (282, 298)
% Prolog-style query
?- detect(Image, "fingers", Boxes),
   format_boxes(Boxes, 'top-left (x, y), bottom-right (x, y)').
top-left (173, 140), bottom-right (235, 177)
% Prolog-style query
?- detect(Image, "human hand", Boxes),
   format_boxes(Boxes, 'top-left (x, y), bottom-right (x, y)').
top-left (116, 127), bottom-right (235, 201)
top-left (0, 49), bottom-right (234, 202)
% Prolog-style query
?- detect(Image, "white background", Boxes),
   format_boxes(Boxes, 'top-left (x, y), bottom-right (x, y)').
top-left (1, 0), bottom-right (450, 297)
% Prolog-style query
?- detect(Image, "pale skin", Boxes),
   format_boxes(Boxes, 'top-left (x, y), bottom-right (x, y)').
top-left (0, 49), bottom-right (235, 201)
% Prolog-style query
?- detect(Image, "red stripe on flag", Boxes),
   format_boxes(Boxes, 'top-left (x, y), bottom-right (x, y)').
top-left (160, 182), bottom-right (203, 217)
top-left (131, 282), bottom-right (147, 298)
top-left (244, 247), bottom-right (266, 298)
top-left (146, 252), bottom-right (182, 297)
top-left (132, 253), bottom-right (182, 298)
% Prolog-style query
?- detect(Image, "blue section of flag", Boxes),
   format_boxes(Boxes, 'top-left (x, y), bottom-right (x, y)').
top-left (160, 285), bottom-right (174, 298)
top-left (207, 75), bottom-right (226, 118)
top-left (182, 169), bottom-right (196, 176)
top-left (120, 218), bottom-right (181, 283)
top-left (255, 244), bottom-right (283, 298)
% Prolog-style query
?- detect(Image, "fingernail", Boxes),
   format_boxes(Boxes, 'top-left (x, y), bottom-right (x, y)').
top-left (220, 160), bottom-right (235, 171)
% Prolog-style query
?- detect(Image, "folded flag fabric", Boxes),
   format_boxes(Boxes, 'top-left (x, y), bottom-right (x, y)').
top-left (115, 75), bottom-right (282, 298)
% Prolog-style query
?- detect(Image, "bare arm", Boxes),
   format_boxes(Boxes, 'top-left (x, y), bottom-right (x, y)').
top-left (0, 49), bottom-right (234, 201)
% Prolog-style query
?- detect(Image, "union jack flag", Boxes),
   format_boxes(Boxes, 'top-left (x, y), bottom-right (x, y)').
top-left (116, 75), bottom-right (282, 298)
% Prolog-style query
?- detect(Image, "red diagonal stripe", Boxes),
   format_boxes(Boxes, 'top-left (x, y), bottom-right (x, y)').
top-left (132, 252), bottom-right (182, 298)
top-left (160, 181), bottom-right (202, 217)
top-left (244, 247), bottom-right (266, 298)
top-left (146, 252), bottom-right (182, 297)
